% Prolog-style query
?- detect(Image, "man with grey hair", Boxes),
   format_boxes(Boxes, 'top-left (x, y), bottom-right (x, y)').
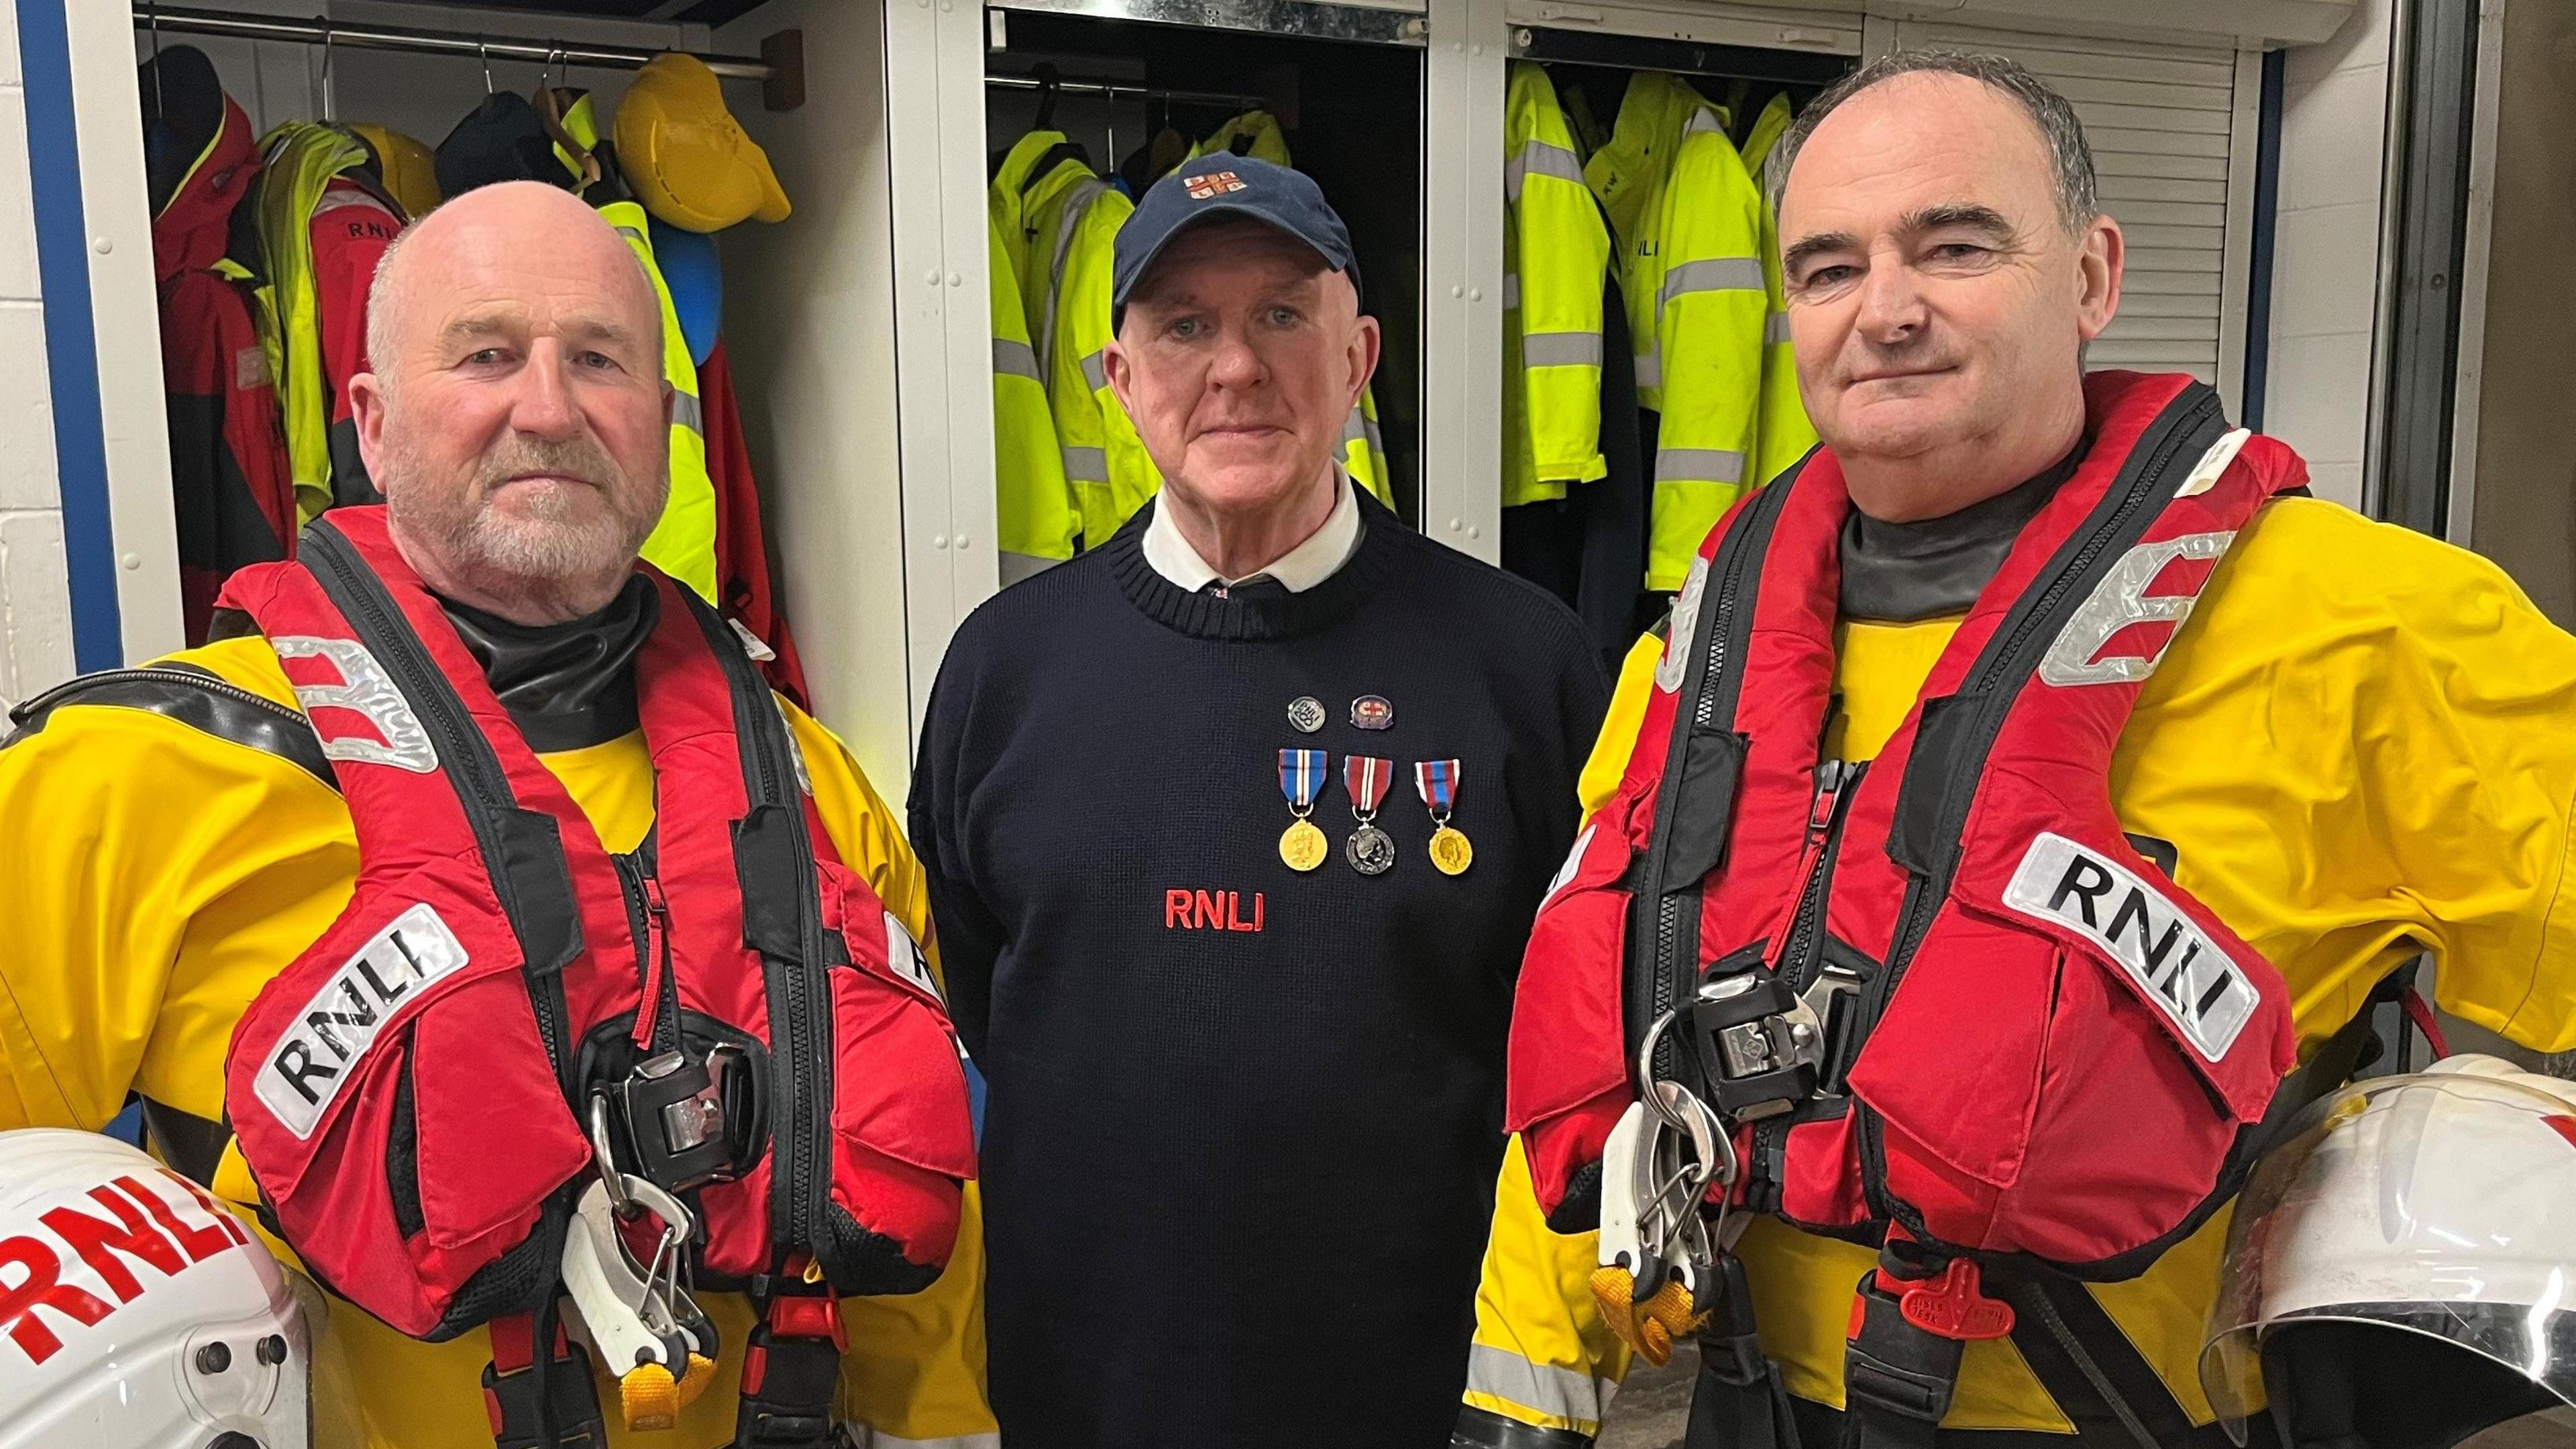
top-left (0, 180), bottom-right (995, 1447)
top-left (1462, 49), bottom-right (2576, 1449)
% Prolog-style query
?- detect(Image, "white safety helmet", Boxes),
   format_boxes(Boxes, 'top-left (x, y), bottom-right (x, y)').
top-left (0, 1129), bottom-right (310, 1449)
top-left (2202, 1056), bottom-right (2576, 1449)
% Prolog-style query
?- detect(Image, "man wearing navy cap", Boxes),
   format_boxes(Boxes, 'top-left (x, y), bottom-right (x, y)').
top-left (910, 155), bottom-right (1610, 1446)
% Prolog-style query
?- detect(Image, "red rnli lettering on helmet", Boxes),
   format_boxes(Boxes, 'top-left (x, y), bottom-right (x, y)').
top-left (1, 1172), bottom-right (254, 1365)
top-left (254, 902), bottom-right (471, 1140)
top-left (2001, 831), bottom-right (2261, 1062)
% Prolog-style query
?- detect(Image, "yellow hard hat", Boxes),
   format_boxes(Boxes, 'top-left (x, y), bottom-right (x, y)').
top-left (349, 121), bottom-right (441, 219)
top-left (614, 53), bottom-right (790, 233)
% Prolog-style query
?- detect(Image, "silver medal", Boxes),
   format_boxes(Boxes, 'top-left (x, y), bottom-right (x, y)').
top-left (1346, 823), bottom-right (1396, 875)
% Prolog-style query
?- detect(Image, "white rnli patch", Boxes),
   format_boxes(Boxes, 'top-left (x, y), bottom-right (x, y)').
top-left (883, 910), bottom-right (942, 1003)
top-left (1999, 833), bottom-right (2258, 1063)
top-left (255, 903), bottom-right (470, 1140)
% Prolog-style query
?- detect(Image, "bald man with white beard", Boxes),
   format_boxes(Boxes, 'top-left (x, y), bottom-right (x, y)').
top-left (0, 182), bottom-right (998, 1449)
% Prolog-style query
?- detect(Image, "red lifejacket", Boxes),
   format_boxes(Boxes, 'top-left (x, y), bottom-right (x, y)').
top-left (1510, 373), bottom-right (2302, 1277)
top-left (215, 507), bottom-right (974, 1344)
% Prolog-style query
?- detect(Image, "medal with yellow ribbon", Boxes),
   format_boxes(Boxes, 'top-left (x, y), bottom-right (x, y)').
top-left (1278, 748), bottom-right (1330, 871)
top-left (1415, 758), bottom-right (1472, 875)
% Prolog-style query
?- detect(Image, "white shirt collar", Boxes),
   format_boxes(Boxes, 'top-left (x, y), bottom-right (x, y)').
top-left (1142, 466), bottom-right (1362, 594)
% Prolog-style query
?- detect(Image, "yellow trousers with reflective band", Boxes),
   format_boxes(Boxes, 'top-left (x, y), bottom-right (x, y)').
top-left (1468, 498), bottom-right (2576, 1435)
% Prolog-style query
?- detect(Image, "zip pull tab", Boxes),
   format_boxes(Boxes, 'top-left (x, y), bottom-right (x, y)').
top-left (633, 875), bottom-right (673, 1049)
top-left (1807, 759), bottom-right (1849, 841)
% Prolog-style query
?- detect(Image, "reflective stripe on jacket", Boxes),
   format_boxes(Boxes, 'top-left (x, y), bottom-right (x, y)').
top-left (1504, 62), bottom-right (1611, 509)
top-left (1644, 109), bottom-right (1765, 590)
top-left (598, 198), bottom-right (720, 603)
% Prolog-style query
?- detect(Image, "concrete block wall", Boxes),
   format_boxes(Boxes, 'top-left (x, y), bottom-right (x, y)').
top-left (0, 0), bottom-right (72, 715)
top-left (2261, 0), bottom-right (2395, 512)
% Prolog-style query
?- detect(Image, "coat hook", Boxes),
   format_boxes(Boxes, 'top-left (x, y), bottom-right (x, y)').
top-left (480, 39), bottom-right (495, 95)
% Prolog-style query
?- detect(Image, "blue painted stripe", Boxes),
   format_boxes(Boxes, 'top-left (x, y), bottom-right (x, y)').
top-left (16, 0), bottom-right (123, 670)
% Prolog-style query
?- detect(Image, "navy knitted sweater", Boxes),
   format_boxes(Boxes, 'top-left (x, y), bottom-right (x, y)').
top-left (910, 491), bottom-right (1609, 1448)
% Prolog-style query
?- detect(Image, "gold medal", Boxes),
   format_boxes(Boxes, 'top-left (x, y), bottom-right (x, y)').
top-left (1280, 817), bottom-right (1329, 872)
top-left (1428, 824), bottom-right (1474, 876)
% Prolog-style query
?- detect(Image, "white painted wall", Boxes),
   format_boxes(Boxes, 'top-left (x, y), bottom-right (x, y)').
top-left (2260, 0), bottom-right (2395, 511)
top-left (0, 1), bottom-right (72, 716)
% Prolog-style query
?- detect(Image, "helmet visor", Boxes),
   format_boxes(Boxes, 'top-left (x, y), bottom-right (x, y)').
top-left (2202, 1069), bottom-right (2576, 1439)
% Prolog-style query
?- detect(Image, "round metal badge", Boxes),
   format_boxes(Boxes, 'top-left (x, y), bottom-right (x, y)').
top-left (1287, 696), bottom-right (1328, 734)
top-left (1280, 818), bottom-right (1329, 872)
top-left (1428, 825), bottom-right (1474, 876)
top-left (1346, 823), bottom-right (1396, 875)
top-left (1351, 695), bottom-right (1395, 731)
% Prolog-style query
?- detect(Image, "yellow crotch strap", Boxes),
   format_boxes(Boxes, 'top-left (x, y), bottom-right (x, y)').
top-left (596, 200), bottom-right (720, 604)
top-left (252, 121), bottom-right (369, 523)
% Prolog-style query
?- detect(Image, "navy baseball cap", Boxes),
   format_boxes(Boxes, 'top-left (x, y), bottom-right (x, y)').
top-left (1112, 155), bottom-right (1362, 323)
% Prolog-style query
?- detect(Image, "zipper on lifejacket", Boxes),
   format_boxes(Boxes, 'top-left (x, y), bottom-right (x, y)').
top-left (734, 692), bottom-right (831, 1254)
top-left (302, 527), bottom-right (576, 1093)
top-left (620, 857), bottom-right (676, 1053)
top-left (1643, 490), bottom-right (1776, 1081)
top-left (2019, 1283), bottom-right (2163, 1449)
top-left (1856, 389), bottom-right (2223, 1230)
top-left (1776, 759), bottom-right (1860, 995)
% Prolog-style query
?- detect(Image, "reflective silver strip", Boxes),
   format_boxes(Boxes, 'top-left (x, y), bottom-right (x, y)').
top-left (1633, 351), bottom-right (1662, 391)
top-left (1656, 447), bottom-right (1748, 484)
top-left (1686, 107), bottom-right (1723, 136)
top-left (1505, 137), bottom-right (1586, 205)
top-left (998, 551), bottom-right (1059, 586)
top-left (1765, 310), bottom-right (1793, 347)
top-left (1463, 1344), bottom-right (1616, 1424)
top-left (1062, 445), bottom-right (1110, 482)
top-left (1338, 407), bottom-right (1386, 458)
top-left (670, 390), bottom-right (704, 439)
top-left (1080, 348), bottom-right (1108, 392)
top-left (1038, 180), bottom-right (1110, 384)
top-left (852, 1432), bottom-right (1002, 1449)
top-left (994, 338), bottom-right (1044, 383)
top-left (1660, 256), bottom-right (1765, 310)
top-left (1520, 331), bottom-right (1603, 368)
top-left (1503, 272), bottom-right (1521, 311)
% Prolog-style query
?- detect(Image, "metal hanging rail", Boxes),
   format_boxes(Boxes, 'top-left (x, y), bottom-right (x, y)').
top-left (986, 71), bottom-right (1264, 109)
top-left (129, 5), bottom-right (776, 83)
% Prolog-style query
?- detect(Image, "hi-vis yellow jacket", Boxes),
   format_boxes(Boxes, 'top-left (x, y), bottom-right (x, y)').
top-left (987, 211), bottom-right (1079, 584)
top-left (0, 637), bottom-right (995, 1449)
top-left (252, 121), bottom-right (390, 525)
top-left (1741, 93), bottom-right (1819, 496)
top-left (1585, 74), bottom-right (1718, 413)
top-left (1642, 104), bottom-right (1766, 591)
top-left (1465, 497), bottom-right (2576, 1438)
top-left (596, 198), bottom-right (722, 605)
top-left (994, 133), bottom-right (1159, 548)
top-left (1504, 63), bottom-right (1611, 509)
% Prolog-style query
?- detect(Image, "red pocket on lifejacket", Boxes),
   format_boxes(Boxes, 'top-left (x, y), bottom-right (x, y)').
top-left (224, 860), bottom-right (593, 1337)
top-left (1506, 796), bottom-right (1647, 1215)
top-left (814, 873), bottom-right (975, 1292)
top-left (1955, 828), bottom-right (2291, 1126)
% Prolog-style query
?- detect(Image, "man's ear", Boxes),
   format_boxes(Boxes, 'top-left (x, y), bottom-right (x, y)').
top-left (2075, 215), bottom-right (2125, 343)
top-left (1346, 314), bottom-right (1382, 413)
top-left (1103, 334), bottom-right (1136, 418)
top-left (349, 371), bottom-right (390, 481)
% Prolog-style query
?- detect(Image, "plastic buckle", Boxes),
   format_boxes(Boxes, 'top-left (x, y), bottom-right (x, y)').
top-left (1883, 1258), bottom-right (2013, 1342)
top-left (737, 1272), bottom-right (845, 1449)
top-left (1843, 1275), bottom-right (1963, 1429)
top-left (1684, 973), bottom-right (1823, 1120)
